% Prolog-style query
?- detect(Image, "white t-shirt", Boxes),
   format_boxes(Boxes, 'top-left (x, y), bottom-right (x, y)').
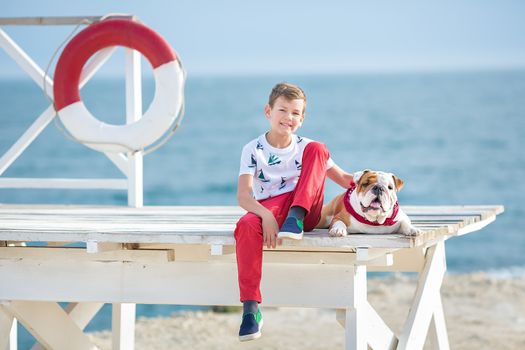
top-left (239, 133), bottom-right (335, 200)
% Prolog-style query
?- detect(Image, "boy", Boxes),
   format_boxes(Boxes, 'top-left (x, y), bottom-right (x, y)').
top-left (235, 82), bottom-right (353, 341)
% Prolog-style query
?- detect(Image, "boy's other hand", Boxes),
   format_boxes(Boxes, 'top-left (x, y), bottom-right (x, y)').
top-left (262, 214), bottom-right (279, 249)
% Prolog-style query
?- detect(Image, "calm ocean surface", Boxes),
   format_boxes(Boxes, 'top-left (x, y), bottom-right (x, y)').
top-left (1, 70), bottom-right (524, 345)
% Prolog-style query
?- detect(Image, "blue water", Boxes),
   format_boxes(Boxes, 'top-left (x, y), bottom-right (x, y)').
top-left (1, 70), bottom-right (524, 347)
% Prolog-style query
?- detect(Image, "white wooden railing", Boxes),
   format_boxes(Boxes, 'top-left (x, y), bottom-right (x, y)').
top-left (0, 15), bottom-right (148, 350)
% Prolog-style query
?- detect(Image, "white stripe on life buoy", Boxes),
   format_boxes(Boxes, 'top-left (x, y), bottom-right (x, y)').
top-left (58, 61), bottom-right (184, 153)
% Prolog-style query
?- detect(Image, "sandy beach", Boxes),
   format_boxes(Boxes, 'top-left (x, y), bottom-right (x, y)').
top-left (88, 272), bottom-right (525, 349)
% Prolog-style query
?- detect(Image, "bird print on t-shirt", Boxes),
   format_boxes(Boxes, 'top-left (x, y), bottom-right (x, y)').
top-left (268, 154), bottom-right (281, 166)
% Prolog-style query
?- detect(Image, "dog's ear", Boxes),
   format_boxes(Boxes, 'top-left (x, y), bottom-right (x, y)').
top-left (353, 169), bottom-right (370, 184)
top-left (392, 174), bottom-right (404, 191)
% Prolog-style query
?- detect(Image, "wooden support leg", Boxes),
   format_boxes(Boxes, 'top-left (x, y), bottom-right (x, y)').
top-left (338, 301), bottom-right (398, 350)
top-left (428, 295), bottom-right (450, 350)
top-left (9, 318), bottom-right (16, 350)
top-left (364, 302), bottom-right (398, 350)
top-left (31, 302), bottom-right (104, 350)
top-left (397, 240), bottom-right (449, 350)
top-left (344, 265), bottom-right (367, 350)
top-left (112, 303), bottom-right (135, 350)
top-left (1, 301), bottom-right (99, 350)
top-left (0, 306), bottom-right (16, 350)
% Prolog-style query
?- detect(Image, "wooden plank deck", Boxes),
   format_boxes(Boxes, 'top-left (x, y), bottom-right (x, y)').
top-left (0, 205), bottom-right (504, 249)
top-left (0, 204), bottom-right (504, 349)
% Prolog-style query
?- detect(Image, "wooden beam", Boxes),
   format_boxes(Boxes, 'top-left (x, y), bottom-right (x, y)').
top-left (368, 247), bottom-right (426, 273)
top-left (339, 301), bottom-right (398, 349)
top-left (0, 305), bottom-right (15, 350)
top-left (0, 16), bottom-right (133, 26)
top-left (0, 247), bottom-right (175, 263)
top-left (0, 27), bottom-right (53, 97)
top-left (398, 240), bottom-right (448, 349)
top-left (0, 258), bottom-right (355, 308)
top-left (32, 302), bottom-right (104, 350)
top-left (1, 301), bottom-right (99, 350)
top-left (86, 242), bottom-right (123, 254)
top-left (0, 106), bottom-right (56, 176)
top-left (0, 178), bottom-right (127, 189)
top-left (429, 294), bottom-right (450, 350)
top-left (363, 301), bottom-right (398, 350)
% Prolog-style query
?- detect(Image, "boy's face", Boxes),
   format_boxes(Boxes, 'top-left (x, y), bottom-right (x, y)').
top-left (264, 96), bottom-right (305, 137)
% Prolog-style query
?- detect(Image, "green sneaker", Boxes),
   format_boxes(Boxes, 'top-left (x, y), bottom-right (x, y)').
top-left (238, 309), bottom-right (263, 342)
top-left (278, 217), bottom-right (304, 239)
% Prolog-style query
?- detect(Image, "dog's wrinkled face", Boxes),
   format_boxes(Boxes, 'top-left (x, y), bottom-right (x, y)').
top-left (353, 170), bottom-right (404, 223)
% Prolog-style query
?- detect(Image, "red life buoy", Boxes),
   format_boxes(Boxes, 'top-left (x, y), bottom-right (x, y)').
top-left (53, 18), bottom-right (184, 153)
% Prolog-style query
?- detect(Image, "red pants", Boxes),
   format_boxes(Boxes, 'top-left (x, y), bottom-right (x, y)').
top-left (234, 142), bottom-right (329, 303)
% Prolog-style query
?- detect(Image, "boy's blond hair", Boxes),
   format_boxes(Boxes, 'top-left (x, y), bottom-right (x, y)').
top-left (268, 82), bottom-right (307, 113)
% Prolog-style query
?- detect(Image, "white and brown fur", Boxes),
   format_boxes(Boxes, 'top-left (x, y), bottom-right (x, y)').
top-left (316, 170), bottom-right (421, 236)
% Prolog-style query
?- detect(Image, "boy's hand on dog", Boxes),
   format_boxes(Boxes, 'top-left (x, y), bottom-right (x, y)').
top-left (262, 214), bottom-right (279, 249)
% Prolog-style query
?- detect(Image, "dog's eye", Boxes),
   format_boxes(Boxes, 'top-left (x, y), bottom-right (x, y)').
top-left (388, 185), bottom-right (394, 190)
top-left (362, 182), bottom-right (369, 187)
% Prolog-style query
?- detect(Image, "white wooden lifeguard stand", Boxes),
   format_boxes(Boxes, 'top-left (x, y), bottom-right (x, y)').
top-left (0, 15), bottom-right (505, 350)
top-left (0, 15), bottom-right (148, 349)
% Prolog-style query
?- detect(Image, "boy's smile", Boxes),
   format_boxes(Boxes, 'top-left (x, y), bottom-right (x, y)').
top-left (265, 96), bottom-right (305, 148)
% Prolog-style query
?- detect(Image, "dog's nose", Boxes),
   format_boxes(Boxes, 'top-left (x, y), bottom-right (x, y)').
top-left (372, 185), bottom-right (384, 195)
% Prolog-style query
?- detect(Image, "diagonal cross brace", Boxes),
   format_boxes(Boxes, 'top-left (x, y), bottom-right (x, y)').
top-left (0, 27), bottom-right (125, 176)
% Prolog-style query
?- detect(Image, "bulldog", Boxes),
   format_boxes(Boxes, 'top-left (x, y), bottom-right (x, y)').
top-left (317, 170), bottom-right (421, 236)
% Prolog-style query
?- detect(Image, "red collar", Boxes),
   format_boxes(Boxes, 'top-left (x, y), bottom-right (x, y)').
top-left (344, 184), bottom-right (399, 226)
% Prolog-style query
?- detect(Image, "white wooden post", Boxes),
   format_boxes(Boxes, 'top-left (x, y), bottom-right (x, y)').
top-left (345, 264), bottom-right (367, 350)
top-left (112, 303), bottom-right (135, 350)
top-left (126, 47), bottom-right (143, 208)
top-left (428, 294), bottom-right (450, 350)
top-left (109, 47), bottom-right (142, 350)
top-left (9, 318), bottom-right (16, 350)
top-left (398, 240), bottom-right (449, 349)
top-left (0, 305), bottom-right (16, 350)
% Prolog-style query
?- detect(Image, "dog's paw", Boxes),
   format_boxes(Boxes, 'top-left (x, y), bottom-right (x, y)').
top-left (402, 226), bottom-right (422, 236)
top-left (329, 221), bottom-right (348, 237)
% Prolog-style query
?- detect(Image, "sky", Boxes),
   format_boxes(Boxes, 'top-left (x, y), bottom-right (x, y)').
top-left (1, 0), bottom-right (525, 77)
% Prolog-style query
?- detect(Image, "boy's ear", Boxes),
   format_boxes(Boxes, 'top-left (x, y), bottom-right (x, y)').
top-left (264, 104), bottom-right (271, 118)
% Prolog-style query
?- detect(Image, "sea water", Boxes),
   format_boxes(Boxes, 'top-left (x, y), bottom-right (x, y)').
top-left (1, 70), bottom-right (524, 346)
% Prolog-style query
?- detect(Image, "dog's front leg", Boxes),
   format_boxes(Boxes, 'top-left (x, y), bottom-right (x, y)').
top-left (397, 219), bottom-right (422, 236)
top-left (328, 213), bottom-right (350, 237)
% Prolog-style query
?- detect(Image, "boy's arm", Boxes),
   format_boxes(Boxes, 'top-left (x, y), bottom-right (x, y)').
top-left (237, 174), bottom-right (280, 248)
top-left (327, 164), bottom-right (354, 188)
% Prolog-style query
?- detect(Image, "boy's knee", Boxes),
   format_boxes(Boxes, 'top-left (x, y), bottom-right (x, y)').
top-left (304, 141), bottom-right (329, 158)
top-left (234, 213), bottom-right (262, 238)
